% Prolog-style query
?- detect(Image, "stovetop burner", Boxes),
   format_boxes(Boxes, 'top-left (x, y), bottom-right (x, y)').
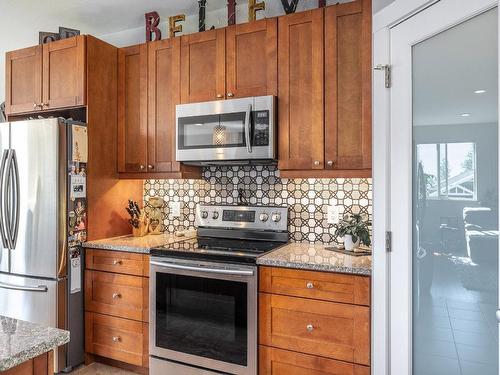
top-left (151, 204), bottom-right (289, 264)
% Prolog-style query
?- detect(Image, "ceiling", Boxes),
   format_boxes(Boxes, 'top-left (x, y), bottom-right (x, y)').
top-left (413, 8), bottom-right (498, 126)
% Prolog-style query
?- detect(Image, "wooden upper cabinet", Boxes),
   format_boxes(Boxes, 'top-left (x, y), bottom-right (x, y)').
top-left (42, 35), bottom-right (86, 110)
top-left (118, 44), bottom-right (148, 173)
top-left (325, 0), bottom-right (372, 171)
top-left (5, 45), bottom-right (42, 114)
top-left (181, 29), bottom-right (225, 103)
top-left (148, 38), bottom-right (180, 173)
top-left (226, 18), bottom-right (277, 98)
top-left (277, 9), bottom-right (325, 171)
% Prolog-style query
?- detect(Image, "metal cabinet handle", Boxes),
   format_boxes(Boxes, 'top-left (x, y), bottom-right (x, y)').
top-left (42, 102), bottom-right (49, 108)
top-left (112, 336), bottom-right (121, 342)
top-left (33, 103), bottom-right (38, 109)
top-left (148, 164), bottom-right (154, 170)
top-left (306, 324), bottom-right (314, 332)
top-left (112, 293), bottom-right (122, 299)
top-left (139, 165), bottom-right (145, 170)
top-left (113, 260), bottom-right (122, 265)
top-left (313, 160), bottom-right (320, 166)
top-left (327, 160), bottom-right (334, 167)
top-left (227, 92), bottom-right (234, 98)
top-left (216, 94), bottom-right (223, 99)
top-left (306, 282), bottom-right (314, 289)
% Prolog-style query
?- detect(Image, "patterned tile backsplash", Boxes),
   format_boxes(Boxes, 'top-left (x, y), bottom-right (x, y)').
top-left (143, 166), bottom-right (372, 244)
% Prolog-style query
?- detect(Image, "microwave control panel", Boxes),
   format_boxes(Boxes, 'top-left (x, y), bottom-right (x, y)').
top-left (253, 110), bottom-right (270, 146)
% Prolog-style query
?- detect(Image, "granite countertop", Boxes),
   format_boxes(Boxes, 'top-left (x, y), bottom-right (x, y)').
top-left (83, 230), bottom-right (197, 254)
top-left (257, 242), bottom-right (372, 276)
top-left (0, 316), bottom-right (69, 371)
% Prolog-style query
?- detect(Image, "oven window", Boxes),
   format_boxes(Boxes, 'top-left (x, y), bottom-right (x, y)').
top-left (178, 113), bottom-right (246, 149)
top-left (155, 273), bottom-right (248, 366)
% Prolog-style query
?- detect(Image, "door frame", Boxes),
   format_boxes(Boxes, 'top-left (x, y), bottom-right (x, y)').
top-left (372, 0), bottom-right (500, 374)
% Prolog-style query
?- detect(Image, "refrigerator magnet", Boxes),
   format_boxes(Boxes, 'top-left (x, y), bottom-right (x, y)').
top-left (70, 174), bottom-right (86, 199)
top-left (72, 125), bottom-right (88, 163)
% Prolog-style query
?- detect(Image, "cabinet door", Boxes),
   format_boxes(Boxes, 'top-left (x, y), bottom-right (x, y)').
top-left (278, 9), bottom-right (324, 171)
top-left (259, 346), bottom-right (370, 375)
top-left (226, 18), bottom-right (277, 99)
top-left (5, 45), bottom-right (42, 115)
top-left (181, 29), bottom-right (225, 103)
top-left (42, 36), bottom-right (86, 110)
top-left (148, 38), bottom-right (180, 173)
top-left (259, 293), bottom-right (370, 365)
top-left (118, 44), bottom-right (148, 173)
top-left (325, 1), bottom-right (372, 170)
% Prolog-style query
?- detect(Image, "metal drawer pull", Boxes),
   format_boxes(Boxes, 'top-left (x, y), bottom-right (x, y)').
top-left (113, 260), bottom-right (122, 265)
top-left (150, 260), bottom-right (254, 276)
top-left (112, 336), bottom-right (121, 342)
top-left (306, 324), bottom-right (314, 332)
top-left (112, 293), bottom-right (122, 299)
top-left (306, 282), bottom-right (314, 289)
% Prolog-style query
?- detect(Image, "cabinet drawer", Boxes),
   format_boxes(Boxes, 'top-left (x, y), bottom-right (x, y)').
top-left (85, 248), bottom-right (149, 276)
top-left (259, 266), bottom-right (370, 306)
top-left (259, 293), bottom-right (370, 365)
top-left (85, 312), bottom-right (148, 367)
top-left (259, 346), bottom-right (370, 375)
top-left (85, 270), bottom-right (148, 322)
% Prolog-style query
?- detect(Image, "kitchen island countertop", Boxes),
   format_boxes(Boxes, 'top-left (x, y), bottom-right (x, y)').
top-left (82, 230), bottom-right (197, 254)
top-left (257, 242), bottom-right (371, 276)
top-left (0, 316), bottom-right (69, 371)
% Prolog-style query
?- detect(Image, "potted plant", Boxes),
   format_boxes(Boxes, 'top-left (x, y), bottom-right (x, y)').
top-left (334, 214), bottom-right (371, 251)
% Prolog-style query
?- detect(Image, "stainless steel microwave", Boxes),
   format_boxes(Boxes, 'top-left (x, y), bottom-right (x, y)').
top-left (176, 95), bottom-right (276, 165)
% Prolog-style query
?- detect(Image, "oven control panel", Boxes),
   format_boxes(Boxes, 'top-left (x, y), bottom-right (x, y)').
top-left (195, 204), bottom-right (288, 232)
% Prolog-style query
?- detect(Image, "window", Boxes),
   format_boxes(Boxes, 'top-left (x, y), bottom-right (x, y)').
top-left (416, 142), bottom-right (476, 200)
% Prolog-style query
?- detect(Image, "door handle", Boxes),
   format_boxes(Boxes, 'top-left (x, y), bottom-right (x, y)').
top-left (0, 150), bottom-right (9, 249)
top-left (150, 260), bottom-right (254, 276)
top-left (244, 104), bottom-right (252, 153)
top-left (0, 281), bottom-right (48, 292)
top-left (9, 150), bottom-right (19, 249)
top-left (3, 150), bottom-right (16, 250)
top-left (496, 309), bottom-right (500, 323)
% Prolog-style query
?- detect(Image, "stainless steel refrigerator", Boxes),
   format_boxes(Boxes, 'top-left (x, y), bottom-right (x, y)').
top-left (0, 118), bottom-right (86, 372)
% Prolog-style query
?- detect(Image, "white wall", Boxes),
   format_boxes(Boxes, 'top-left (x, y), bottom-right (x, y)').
top-left (99, 0), bottom-right (348, 47)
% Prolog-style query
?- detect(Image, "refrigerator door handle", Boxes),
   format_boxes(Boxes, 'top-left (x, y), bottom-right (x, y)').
top-left (2, 150), bottom-right (14, 250)
top-left (0, 281), bottom-right (48, 292)
top-left (0, 150), bottom-right (9, 249)
top-left (10, 150), bottom-right (20, 249)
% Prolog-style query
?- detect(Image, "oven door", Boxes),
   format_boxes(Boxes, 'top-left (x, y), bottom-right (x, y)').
top-left (149, 257), bottom-right (257, 375)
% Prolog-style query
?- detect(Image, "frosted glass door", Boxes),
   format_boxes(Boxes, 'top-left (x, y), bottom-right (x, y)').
top-left (389, 1), bottom-right (499, 374)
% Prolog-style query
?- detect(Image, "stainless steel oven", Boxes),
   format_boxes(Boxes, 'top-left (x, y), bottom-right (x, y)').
top-left (149, 257), bottom-right (258, 375)
top-left (176, 95), bottom-right (276, 164)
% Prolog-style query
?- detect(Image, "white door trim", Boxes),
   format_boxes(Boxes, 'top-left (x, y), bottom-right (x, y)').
top-left (372, 1), bottom-right (499, 374)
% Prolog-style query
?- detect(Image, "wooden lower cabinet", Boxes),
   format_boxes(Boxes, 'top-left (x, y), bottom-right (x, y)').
top-left (259, 346), bottom-right (369, 375)
top-left (85, 312), bottom-right (148, 367)
top-left (2, 352), bottom-right (54, 375)
top-left (84, 249), bottom-right (149, 369)
top-left (259, 267), bottom-right (371, 373)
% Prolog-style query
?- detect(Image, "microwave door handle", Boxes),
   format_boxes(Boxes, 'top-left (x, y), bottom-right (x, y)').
top-left (245, 104), bottom-right (252, 153)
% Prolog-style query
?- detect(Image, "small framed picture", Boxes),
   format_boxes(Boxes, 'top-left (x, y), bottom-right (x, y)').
top-left (39, 32), bottom-right (60, 44)
top-left (59, 27), bottom-right (80, 39)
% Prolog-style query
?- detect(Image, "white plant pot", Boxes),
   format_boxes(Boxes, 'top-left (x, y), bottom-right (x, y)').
top-left (344, 235), bottom-right (360, 251)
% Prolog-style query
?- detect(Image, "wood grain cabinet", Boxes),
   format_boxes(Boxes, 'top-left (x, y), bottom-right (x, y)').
top-left (5, 35), bottom-right (86, 115)
top-left (180, 19), bottom-right (277, 103)
top-left (117, 40), bottom-right (200, 178)
top-left (278, 0), bottom-right (372, 178)
top-left (84, 248), bottom-right (149, 369)
top-left (226, 18), bottom-right (277, 98)
top-left (259, 266), bottom-right (371, 371)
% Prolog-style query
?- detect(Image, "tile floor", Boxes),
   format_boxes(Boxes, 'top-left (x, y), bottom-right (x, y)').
top-left (72, 363), bottom-right (137, 375)
top-left (413, 254), bottom-right (499, 375)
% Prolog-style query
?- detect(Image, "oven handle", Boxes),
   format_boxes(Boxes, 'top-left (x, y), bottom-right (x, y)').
top-left (244, 103), bottom-right (252, 153)
top-left (150, 260), bottom-right (254, 276)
